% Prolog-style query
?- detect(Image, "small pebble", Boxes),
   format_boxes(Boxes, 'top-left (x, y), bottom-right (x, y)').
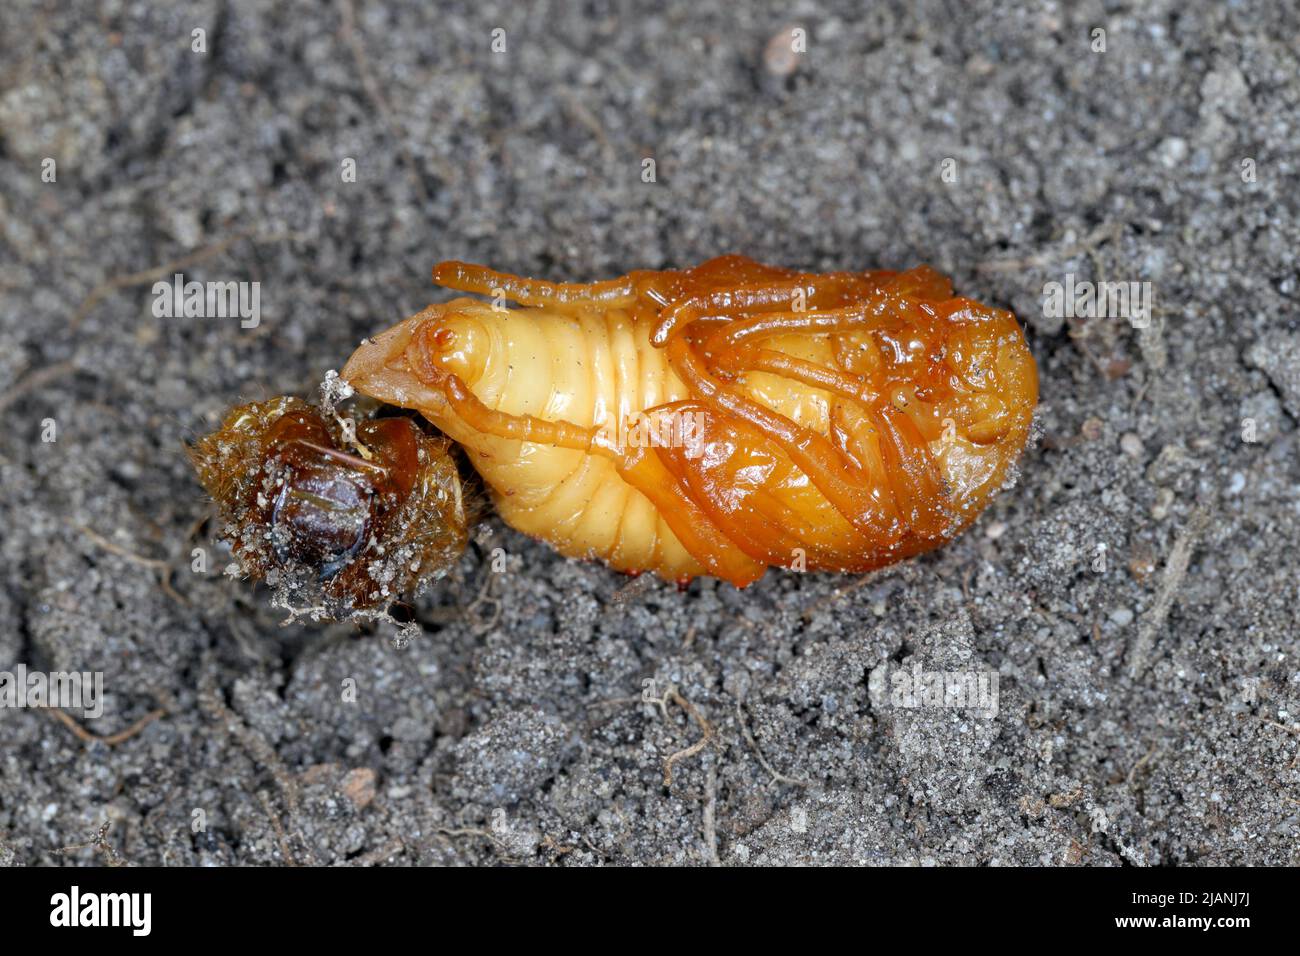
top-left (341, 767), bottom-right (377, 809)
top-left (1158, 136), bottom-right (1188, 168)
top-left (1152, 487), bottom-right (1175, 520)
top-left (763, 26), bottom-right (803, 77)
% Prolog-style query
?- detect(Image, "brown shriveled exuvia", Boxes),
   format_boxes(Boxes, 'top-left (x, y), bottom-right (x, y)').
top-left (187, 395), bottom-right (467, 615)
top-left (191, 256), bottom-right (1037, 613)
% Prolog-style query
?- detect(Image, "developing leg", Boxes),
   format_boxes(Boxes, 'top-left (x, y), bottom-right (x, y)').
top-left (432, 260), bottom-right (639, 309)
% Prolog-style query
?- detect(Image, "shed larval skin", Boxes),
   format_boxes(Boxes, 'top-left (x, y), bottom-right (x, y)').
top-left (342, 256), bottom-right (1038, 587)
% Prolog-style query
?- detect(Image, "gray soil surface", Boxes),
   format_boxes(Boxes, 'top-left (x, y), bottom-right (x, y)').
top-left (2, 0), bottom-right (1298, 866)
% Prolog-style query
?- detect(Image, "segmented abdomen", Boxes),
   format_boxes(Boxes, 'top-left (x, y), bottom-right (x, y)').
top-left (449, 303), bottom-right (702, 577)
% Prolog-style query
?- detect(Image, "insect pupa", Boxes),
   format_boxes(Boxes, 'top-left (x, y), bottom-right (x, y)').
top-left (339, 255), bottom-right (1039, 588)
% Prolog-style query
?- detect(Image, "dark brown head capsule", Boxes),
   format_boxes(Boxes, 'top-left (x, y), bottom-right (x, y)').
top-left (188, 396), bottom-right (467, 617)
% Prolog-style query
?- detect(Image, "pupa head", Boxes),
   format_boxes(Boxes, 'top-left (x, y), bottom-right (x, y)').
top-left (339, 301), bottom-right (502, 428)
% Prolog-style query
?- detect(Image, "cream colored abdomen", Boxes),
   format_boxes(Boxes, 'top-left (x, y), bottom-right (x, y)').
top-left (431, 303), bottom-right (704, 576)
